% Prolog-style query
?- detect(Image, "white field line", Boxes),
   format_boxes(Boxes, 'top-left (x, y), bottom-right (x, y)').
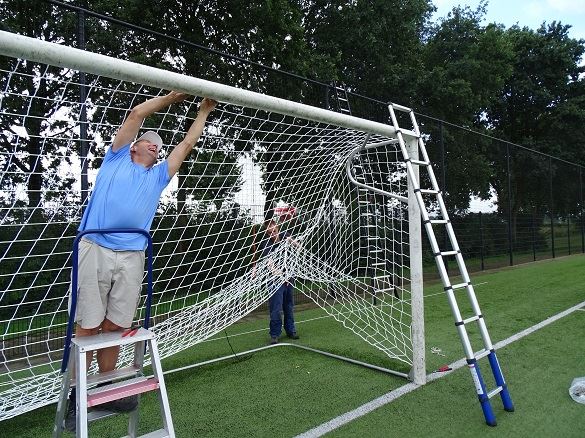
top-left (295, 300), bottom-right (585, 438)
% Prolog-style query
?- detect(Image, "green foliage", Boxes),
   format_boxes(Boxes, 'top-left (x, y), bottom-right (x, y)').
top-left (485, 22), bottom-right (585, 217)
top-left (302, 0), bottom-right (434, 103)
top-left (421, 2), bottom-right (513, 122)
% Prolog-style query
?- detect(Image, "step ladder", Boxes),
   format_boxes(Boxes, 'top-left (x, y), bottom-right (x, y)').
top-left (53, 229), bottom-right (175, 438)
top-left (388, 103), bottom-right (514, 426)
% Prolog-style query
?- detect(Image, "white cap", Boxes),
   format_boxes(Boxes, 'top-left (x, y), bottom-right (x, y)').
top-left (135, 131), bottom-right (163, 152)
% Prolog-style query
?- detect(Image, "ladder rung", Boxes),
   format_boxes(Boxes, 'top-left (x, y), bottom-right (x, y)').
top-left (376, 287), bottom-right (395, 293)
top-left (448, 282), bottom-right (469, 291)
top-left (73, 327), bottom-right (153, 352)
top-left (458, 315), bottom-right (480, 326)
top-left (70, 365), bottom-right (141, 388)
top-left (390, 102), bottom-right (411, 112)
top-left (487, 386), bottom-right (504, 399)
top-left (408, 159), bottom-right (429, 166)
top-left (428, 219), bottom-right (449, 224)
top-left (418, 189), bottom-right (439, 195)
top-left (87, 377), bottom-right (159, 407)
top-left (436, 250), bottom-right (459, 257)
top-left (372, 262), bottom-right (385, 267)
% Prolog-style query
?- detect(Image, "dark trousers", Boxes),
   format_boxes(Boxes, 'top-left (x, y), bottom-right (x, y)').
top-left (268, 282), bottom-right (296, 338)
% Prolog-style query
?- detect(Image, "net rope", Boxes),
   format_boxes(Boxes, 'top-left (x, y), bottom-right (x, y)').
top-left (0, 60), bottom-right (412, 420)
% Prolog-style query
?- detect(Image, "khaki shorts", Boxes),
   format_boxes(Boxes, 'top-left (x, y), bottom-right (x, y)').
top-left (69, 238), bottom-right (145, 329)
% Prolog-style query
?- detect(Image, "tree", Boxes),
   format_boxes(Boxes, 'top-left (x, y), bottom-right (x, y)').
top-left (485, 22), bottom-right (585, 235)
top-left (0, 1), bottom-right (80, 217)
top-left (418, 2), bottom-right (514, 212)
top-left (302, 0), bottom-right (434, 106)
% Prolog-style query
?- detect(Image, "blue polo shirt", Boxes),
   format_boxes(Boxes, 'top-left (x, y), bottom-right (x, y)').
top-left (79, 143), bottom-right (171, 250)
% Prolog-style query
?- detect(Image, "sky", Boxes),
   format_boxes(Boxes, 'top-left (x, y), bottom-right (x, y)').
top-left (432, 0), bottom-right (585, 41)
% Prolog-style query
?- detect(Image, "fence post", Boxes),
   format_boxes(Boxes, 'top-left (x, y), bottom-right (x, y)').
top-left (549, 158), bottom-right (555, 258)
top-left (479, 212), bottom-right (485, 270)
top-left (77, 7), bottom-right (89, 207)
top-left (568, 215), bottom-right (571, 255)
top-left (506, 143), bottom-right (513, 266)
top-left (579, 167), bottom-right (585, 253)
top-left (532, 207), bottom-right (537, 261)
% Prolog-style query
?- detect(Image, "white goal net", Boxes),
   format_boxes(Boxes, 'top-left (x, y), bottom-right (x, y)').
top-left (0, 31), bottom-right (423, 420)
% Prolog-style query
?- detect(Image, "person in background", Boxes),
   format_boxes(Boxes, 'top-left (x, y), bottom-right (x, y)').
top-left (257, 219), bottom-right (300, 345)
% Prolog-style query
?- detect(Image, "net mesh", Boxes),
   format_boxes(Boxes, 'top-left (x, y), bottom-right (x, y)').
top-left (0, 58), bottom-right (413, 419)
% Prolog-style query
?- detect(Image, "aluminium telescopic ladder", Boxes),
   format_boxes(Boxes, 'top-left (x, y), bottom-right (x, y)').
top-left (53, 229), bottom-right (175, 438)
top-left (388, 103), bottom-right (514, 426)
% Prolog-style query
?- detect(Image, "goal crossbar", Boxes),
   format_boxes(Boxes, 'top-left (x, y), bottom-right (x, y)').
top-left (0, 30), bottom-right (403, 140)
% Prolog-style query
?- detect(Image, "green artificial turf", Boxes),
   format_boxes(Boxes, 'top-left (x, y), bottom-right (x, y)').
top-left (2, 254), bottom-right (584, 437)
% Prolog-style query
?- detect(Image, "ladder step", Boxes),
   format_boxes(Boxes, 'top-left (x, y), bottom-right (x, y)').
top-left (372, 262), bottom-right (385, 267)
top-left (390, 102), bottom-right (411, 112)
top-left (418, 189), bottom-right (439, 195)
top-left (376, 287), bottom-right (395, 293)
top-left (487, 386), bottom-right (504, 399)
top-left (87, 377), bottom-right (159, 407)
top-left (457, 315), bottom-right (481, 326)
top-left (408, 159), bottom-right (429, 166)
top-left (429, 219), bottom-right (449, 224)
top-left (436, 250), bottom-right (459, 257)
top-left (72, 327), bottom-right (153, 352)
top-left (448, 282), bottom-right (469, 291)
top-left (71, 365), bottom-right (141, 388)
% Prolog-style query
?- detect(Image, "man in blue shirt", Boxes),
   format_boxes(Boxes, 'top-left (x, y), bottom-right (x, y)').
top-left (66, 91), bottom-right (216, 428)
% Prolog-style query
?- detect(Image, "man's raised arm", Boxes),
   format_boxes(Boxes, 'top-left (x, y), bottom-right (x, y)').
top-left (167, 98), bottom-right (217, 178)
top-left (112, 91), bottom-right (189, 152)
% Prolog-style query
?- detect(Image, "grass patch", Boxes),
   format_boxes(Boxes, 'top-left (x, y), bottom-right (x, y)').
top-left (2, 254), bottom-right (584, 436)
